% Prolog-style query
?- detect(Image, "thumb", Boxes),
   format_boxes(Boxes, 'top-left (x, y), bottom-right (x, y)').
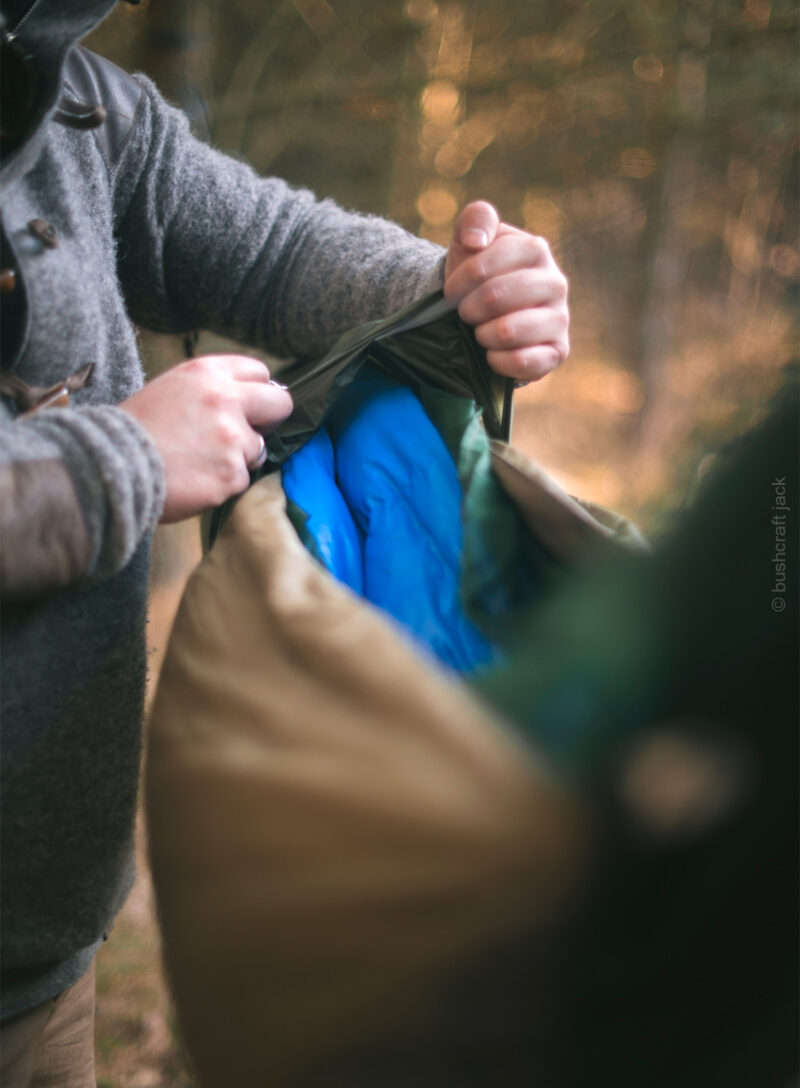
top-left (445, 200), bottom-right (500, 278)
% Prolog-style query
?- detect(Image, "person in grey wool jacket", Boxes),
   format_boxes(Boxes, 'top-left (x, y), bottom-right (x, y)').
top-left (0, 0), bottom-right (570, 1080)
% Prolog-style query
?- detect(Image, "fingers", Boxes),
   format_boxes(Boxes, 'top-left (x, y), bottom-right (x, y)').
top-left (189, 353), bottom-right (273, 383)
top-left (456, 267), bottom-right (567, 327)
top-left (240, 379), bottom-right (293, 433)
top-left (214, 362), bottom-right (293, 469)
top-left (444, 226), bottom-right (559, 304)
top-left (443, 213), bottom-right (570, 383)
top-left (245, 431), bottom-right (268, 471)
top-left (444, 202), bottom-right (500, 290)
top-left (121, 353), bottom-right (295, 524)
top-left (451, 200), bottom-right (500, 252)
top-left (486, 344), bottom-right (564, 383)
top-left (230, 357), bottom-right (273, 383)
top-left (473, 306), bottom-right (569, 359)
top-left (182, 354), bottom-right (293, 432)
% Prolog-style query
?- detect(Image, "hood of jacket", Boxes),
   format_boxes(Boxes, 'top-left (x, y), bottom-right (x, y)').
top-left (0, 0), bottom-right (120, 186)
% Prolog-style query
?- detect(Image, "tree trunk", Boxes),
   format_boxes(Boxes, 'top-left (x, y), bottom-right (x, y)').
top-left (636, 4), bottom-right (712, 452)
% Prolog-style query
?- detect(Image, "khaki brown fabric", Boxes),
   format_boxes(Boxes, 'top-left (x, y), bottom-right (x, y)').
top-left (488, 441), bottom-right (648, 560)
top-left (146, 472), bottom-right (592, 1087)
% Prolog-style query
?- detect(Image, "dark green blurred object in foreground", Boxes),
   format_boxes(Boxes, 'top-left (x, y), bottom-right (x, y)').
top-left (477, 379), bottom-right (799, 1088)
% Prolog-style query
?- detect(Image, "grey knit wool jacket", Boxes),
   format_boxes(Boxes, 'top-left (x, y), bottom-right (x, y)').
top-left (0, 0), bottom-right (443, 1021)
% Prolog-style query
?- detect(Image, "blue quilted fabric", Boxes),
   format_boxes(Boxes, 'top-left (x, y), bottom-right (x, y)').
top-left (281, 428), bottom-right (364, 595)
top-left (282, 374), bottom-right (495, 673)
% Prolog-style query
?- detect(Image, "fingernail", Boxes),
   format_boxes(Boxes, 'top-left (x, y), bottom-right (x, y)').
top-left (463, 228), bottom-right (488, 248)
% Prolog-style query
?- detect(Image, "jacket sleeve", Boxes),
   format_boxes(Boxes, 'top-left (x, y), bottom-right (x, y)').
top-left (112, 76), bottom-right (445, 361)
top-left (0, 402), bottom-right (165, 605)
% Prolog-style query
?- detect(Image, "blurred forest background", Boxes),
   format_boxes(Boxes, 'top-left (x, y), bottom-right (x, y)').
top-left (90, 0), bottom-right (798, 522)
top-left (85, 1), bottom-right (797, 1084)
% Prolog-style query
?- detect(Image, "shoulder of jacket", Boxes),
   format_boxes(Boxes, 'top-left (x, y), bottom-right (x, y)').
top-left (60, 47), bottom-right (145, 169)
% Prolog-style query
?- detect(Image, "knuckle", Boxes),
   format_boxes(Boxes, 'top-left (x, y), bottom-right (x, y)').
top-left (514, 348), bottom-right (538, 377)
top-left (208, 478), bottom-right (228, 507)
top-left (553, 272), bottom-right (569, 299)
top-left (214, 417), bottom-right (240, 448)
top-left (204, 386), bottom-right (228, 413)
top-left (513, 347), bottom-right (556, 381)
top-left (497, 317), bottom-right (517, 347)
top-left (526, 234), bottom-right (549, 261)
top-left (471, 256), bottom-right (489, 283)
top-left (222, 455), bottom-right (247, 491)
top-left (483, 279), bottom-right (506, 309)
top-left (488, 347), bottom-right (531, 381)
top-left (545, 344), bottom-right (563, 371)
top-left (188, 355), bottom-right (216, 378)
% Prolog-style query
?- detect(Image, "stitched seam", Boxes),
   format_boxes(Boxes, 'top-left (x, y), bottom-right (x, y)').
top-left (111, 79), bottom-right (145, 169)
top-left (61, 74), bottom-right (112, 175)
top-left (62, 53), bottom-right (147, 173)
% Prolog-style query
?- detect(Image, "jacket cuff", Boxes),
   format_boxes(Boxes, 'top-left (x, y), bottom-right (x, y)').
top-left (28, 405), bottom-right (166, 579)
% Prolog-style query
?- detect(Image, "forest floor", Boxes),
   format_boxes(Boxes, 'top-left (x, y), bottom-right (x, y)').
top-left (95, 825), bottom-right (195, 1088)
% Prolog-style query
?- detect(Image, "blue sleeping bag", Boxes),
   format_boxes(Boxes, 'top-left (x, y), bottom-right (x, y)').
top-left (281, 373), bottom-right (496, 673)
top-left (281, 427), bottom-right (364, 596)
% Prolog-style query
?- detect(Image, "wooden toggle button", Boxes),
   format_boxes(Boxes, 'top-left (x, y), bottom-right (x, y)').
top-left (27, 218), bottom-right (59, 249)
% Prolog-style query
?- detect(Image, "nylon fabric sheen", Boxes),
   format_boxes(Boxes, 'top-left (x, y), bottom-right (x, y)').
top-left (282, 373), bottom-right (496, 672)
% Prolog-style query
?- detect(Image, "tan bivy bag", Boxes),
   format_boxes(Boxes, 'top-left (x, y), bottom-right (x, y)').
top-left (146, 291), bottom-right (646, 1086)
top-left (145, 434), bottom-right (645, 1087)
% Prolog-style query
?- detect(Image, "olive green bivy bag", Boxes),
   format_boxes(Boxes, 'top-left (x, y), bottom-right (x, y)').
top-left (144, 292), bottom-right (645, 1087)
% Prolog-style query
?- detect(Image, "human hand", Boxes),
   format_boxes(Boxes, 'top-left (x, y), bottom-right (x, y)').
top-left (121, 355), bottom-right (293, 523)
top-left (443, 201), bottom-right (569, 383)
